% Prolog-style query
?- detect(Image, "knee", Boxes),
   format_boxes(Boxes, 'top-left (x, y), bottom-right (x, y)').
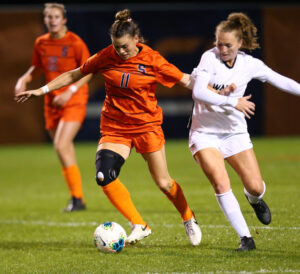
top-left (211, 182), bottom-right (230, 194)
top-left (157, 178), bottom-right (173, 192)
top-left (53, 139), bottom-right (69, 154)
top-left (245, 180), bottom-right (265, 196)
top-left (95, 149), bottom-right (125, 186)
top-left (205, 172), bottom-right (230, 194)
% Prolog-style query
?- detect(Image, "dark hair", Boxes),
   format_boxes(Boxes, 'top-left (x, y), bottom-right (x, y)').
top-left (43, 3), bottom-right (67, 18)
top-left (216, 12), bottom-right (259, 50)
top-left (109, 9), bottom-right (144, 43)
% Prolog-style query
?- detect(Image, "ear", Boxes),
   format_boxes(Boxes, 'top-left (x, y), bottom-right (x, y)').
top-left (238, 39), bottom-right (243, 49)
top-left (63, 18), bottom-right (67, 25)
top-left (134, 34), bottom-right (139, 43)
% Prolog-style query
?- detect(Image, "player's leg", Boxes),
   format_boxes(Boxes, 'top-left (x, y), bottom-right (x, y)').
top-left (142, 146), bottom-right (194, 220)
top-left (51, 120), bottom-right (86, 211)
top-left (45, 102), bottom-right (87, 212)
top-left (141, 146), bottom-right (201, 246)
top-left (194, 148), bottom-right (254, 238)
top-left (194, 148), bottom-right (255, 251)
top-left (52, 120), bottom-right (81, 166)
top-left (189, 131), bottom-right (255, 250)
top-left (226, 148), bottom-right (271, 225)
top-left (133, 128), bottom-right (201, 245)
top-left (95, 141), bottom-right (151, 244)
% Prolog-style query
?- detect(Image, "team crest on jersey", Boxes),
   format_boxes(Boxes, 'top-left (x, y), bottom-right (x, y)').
top-left (138, 64), bottom-right (146, 74)
top-left (48, 56), bottom-right (57, 71)
top-left (61, 46), bottom-right (69, 57)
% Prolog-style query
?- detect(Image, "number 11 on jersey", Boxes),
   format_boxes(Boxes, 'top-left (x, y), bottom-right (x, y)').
top-left (120, 73), bottom-right (130, 88)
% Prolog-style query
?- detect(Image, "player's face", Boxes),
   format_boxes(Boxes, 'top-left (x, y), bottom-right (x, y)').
top-left (111, 34), bottom-right (139, 60)
top-left (216, 31), bottom-right (242, 66)
top-left (44, 8), bottom-right (66, 35)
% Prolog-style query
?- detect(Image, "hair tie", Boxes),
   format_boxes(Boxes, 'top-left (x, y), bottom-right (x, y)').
top-left (115, 18), bottom-right (132, 23)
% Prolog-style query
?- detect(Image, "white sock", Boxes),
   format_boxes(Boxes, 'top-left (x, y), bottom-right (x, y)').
top-left (244, 181), bottom-right (266, 204)
top-left (216, 189), bottom-right (251, 238)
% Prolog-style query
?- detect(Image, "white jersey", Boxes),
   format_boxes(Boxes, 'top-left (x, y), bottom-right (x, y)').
top-left (191, 47), bottom-right (300, 134)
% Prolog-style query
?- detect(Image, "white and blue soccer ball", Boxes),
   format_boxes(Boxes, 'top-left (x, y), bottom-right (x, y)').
top-left (94, 222), bottom-right (127, 253)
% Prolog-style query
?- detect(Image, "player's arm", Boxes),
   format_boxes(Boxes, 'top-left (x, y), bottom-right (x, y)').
top-left (63, 72), bottom-right (93, 96)
top-left (14, 66), bottom-right (43, 95)
top-left (15, 67), bottom-right (85, 103)
top-left (52, 73), bottom-right (93, 108)
top-left (265, 69), bottom-right (300, 96)
top-left (178, 73), bottom-right (235, 95)
top-left (178, 73), bottom-right (193, 89)
top-left (192, 74), bottom-right (255, 119)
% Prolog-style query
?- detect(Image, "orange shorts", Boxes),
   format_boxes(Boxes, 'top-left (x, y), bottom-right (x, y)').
top-left (99, 127), bottom-right (165, 154)
top-left (44, 104), bottom-right (87, 130)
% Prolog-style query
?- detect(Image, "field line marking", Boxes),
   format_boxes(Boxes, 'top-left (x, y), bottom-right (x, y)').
top-left (1, 219), bottom-right (300, 231)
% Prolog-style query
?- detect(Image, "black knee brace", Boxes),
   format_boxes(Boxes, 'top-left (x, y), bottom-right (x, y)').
top-left (95, 149), bottom-right (125, 186)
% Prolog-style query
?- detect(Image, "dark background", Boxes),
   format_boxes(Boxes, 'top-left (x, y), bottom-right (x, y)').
top-left (0, 2), bottom-right (299, 143)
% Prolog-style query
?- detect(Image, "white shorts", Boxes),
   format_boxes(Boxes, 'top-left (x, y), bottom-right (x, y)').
top-left (189, 130), bottom-right (253, 159)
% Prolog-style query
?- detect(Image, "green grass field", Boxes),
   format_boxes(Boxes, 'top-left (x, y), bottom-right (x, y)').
top-left (0, 138), bottom-right (300, 273)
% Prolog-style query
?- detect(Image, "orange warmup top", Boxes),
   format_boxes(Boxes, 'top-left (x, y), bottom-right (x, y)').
top-left (32, 31), bottom-right (90, 107)
top-left (80, 43), bottom-right (183, 133)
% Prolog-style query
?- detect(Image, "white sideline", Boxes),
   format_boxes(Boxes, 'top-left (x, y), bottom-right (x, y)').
top-left (1, 219), bottom-right (300, 230)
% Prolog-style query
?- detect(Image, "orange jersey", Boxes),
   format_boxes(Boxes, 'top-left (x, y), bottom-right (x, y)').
top-left (80, 43), bottom-right (184, 133)
top-left (32, 31), bottom-right (90, 106)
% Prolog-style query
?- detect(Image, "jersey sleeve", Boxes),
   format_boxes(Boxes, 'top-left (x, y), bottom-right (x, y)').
top-left (250, 56), bottom-right (300, 96)
top-left (74, 38), bottom-right (90, 66)
top-left (266, 69), bottom-right (300, 96)
top-left (193, 51), bottom-right (214, 80)
top-left (80, 52), bottom-right (101, 75)
top-left (153, 52), bottom-right (184, 88)
top-left (31, 39), bottom-right (42, 69)
top-left (192, 50), bottom-right (237, 107)
top-left (250, 57), bottom-right (272, 82)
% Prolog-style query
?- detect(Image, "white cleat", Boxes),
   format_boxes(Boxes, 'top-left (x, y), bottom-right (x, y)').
top-left (184, 217), bottom-right (202, 246)
top-left (126, 224), bottom-right (152, 244)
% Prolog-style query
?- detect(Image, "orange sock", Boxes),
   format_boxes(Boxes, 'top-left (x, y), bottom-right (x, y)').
top-left (62, 164), bottom-right (84, 200)
top-left (163, 180), bottom-right (193, 222)
top-left (102, 178), bottom-right (146, 226)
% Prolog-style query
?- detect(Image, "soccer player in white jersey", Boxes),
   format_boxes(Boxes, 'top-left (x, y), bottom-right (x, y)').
top-left (189, 12), bottom-right (300, 251)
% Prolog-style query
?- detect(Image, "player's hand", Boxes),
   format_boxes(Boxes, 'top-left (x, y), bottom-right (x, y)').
top-left (52, 90), bottom-right (72, 108)
top-left (235, 94), bottom-right (255, 119)
top-left (219, 83), bottom-right (237, 96)
top-left (14, 79), bottom-right (27, 96)
top-left (14, 88), bottom-right (44, 103)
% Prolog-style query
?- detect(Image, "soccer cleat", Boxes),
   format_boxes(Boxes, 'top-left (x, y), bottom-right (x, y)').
top-left (63, 196), bottom-right (86, 212)
top-left (125, 224), bottom-right (152, 244)
top-left (246, 196), bottom-right (271, 225)
top-left (237, 236), bottom-right (256, 251)
top-left (183, 217), bottom-right (202, 246)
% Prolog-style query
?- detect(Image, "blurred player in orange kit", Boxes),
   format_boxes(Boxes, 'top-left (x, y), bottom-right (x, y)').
top-left (16, 9), bottom-right (253, 245)
top-left (14, 3), bottom-right (92, 212)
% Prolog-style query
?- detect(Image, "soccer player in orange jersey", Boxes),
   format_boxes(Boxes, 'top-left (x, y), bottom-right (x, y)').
top-left (16, 9), bottom-right (253, 245)
top-left (14, 3), bottom-right (92, 212)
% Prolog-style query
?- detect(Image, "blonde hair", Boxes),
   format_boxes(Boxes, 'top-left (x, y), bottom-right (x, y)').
top-left (43, 3), bottom-right (67, 18)
top-left (216, 12), bottom-right (259, 50)
top-left (109, 9), bottom-right (145, 43)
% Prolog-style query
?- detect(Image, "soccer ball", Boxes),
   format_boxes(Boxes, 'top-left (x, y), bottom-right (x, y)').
top-left (93, 222), bottom-right (127, 253)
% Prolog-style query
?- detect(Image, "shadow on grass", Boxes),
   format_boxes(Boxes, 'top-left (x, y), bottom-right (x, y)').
top-left (1, 239), bottom-right (297, 262)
